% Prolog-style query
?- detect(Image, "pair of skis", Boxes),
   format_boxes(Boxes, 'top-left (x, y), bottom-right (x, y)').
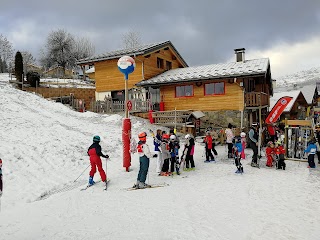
top-left (80, 179), bottom-right (110, 191)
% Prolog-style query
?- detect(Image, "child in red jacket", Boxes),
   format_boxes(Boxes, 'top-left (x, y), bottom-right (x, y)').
top-left (265, 141), bottom-right (275, 167)
top-left (204, 131), bottom-right (215, 162)
top-left (274, 140), bottom-right (286, 170)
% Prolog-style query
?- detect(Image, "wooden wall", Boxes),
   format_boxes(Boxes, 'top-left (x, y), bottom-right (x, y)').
top-left (160, 81), bottom-right (245, 111)
top-left (94, 47), bottom-right (184, 92)
top-left (25, 87), bottom-right (96, 105)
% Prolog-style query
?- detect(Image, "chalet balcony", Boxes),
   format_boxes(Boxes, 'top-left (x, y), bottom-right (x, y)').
top-left (245, 92), bottom-right (269, 108)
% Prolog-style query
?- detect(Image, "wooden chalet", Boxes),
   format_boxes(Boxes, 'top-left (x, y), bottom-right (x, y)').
top-left (76, 41), bottom-right (188, 103)
top-left (269, 90), bottom-right (308, 121)
top-left (300, 85), bottom-right (318, 107)
top-left (136, 48), bottom-right (273, 126)
top-left (85, 67), bottom-right (95, 80)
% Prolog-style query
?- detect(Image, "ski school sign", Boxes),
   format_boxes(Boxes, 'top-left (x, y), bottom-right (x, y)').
top-left (117, 56), bottom-right (135, 80)
top-left (266, 96), bottom-right (293, 124)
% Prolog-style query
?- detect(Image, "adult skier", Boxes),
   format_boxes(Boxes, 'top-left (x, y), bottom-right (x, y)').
top-left (225, 123), bottom-right (234, 158)
top-left (249, 123), bottom-right (259, 167)
top-left (87, 135), bottom-right (109, 187)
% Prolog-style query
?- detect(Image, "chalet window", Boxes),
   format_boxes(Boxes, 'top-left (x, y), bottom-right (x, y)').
top-left (166, 61), bottom-right (172, 70)
top-left (157, 57), bottom-right (164, 69)
top-left (204, 82), bottom-right (225, 95)
top-left (176, 85), bottom-right (193, 97)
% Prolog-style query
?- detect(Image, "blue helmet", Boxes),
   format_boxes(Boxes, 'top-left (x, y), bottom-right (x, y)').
top-left (93, 135), bottom-right (100, 142)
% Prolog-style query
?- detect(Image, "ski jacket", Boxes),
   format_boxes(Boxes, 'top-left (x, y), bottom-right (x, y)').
top-left (249, 128), bottom-right (258, 143)
top-left (169, 141), bottom-right (180, 157)
top-left (275, 146), bottom-right (285, 155)
top-left (265, 146), bottom-right (275, 156)
top-left (154, 134), bottom-right (161, 152)
top-left (204, 135), bottom-right (213, 149)
top-left (304, 143), bottom-right (317, 155)
top-left (137, 141), bottom-right (153, 159)
top-left (235, 142), bottom-right (242, 153)
top-left (159, 141), bottom-right (171, 160)
top-left (87, 142), bottom-right (108, 161)
top-left (183, 138), bottom-right (195, 158)
top-left (225, 128), bottom-right (234, 143)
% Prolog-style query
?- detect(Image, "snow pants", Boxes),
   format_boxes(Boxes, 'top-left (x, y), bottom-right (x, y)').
top-left (170, 156), bottom-right (177, 172)
top-left (185, 155), bottom-right (195, 168)
top-left (308, 154), bottom-right (316, 168)
top-left (266, 155), bottom-right (273, 167)
top-left (161, 158), bottom-right (170, 172)
top-left (155, 151), bottom-right (163, 173)
top-left (137, 155), bottom-right (150, 183)
top-left (250, 142), bottom-right (258, 164)
top-left (227, 143), bottom-right (233, 158)
top-left (205, 147), bottom-right (214, 161)
top-left (89, 157), bottom-right (106, 182)
top-left (211, 142), bottom-right (218, 156)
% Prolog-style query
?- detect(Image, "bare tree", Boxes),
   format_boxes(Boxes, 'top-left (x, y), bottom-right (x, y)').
top-left (21, 51), bottom-right (36, 74)
top-left (0, 34), bottom-right (14, 72)
top-left (42, 29), bottom-right (75, 77)
top-left (73, 37), bottom-right (95, 80)
top-left (122, 30), bottom-right (142, 49)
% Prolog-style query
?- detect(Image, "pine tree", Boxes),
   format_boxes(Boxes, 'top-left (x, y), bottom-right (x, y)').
top-left (15, 51), bottom-right (24, 86)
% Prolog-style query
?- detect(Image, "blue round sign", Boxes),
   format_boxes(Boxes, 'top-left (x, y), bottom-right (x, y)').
top-left (117, 56), bottom-right (135, 80)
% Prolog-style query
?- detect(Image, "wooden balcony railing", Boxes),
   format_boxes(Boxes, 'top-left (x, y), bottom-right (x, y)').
top-left (245, 92), bottom-right (269, 107)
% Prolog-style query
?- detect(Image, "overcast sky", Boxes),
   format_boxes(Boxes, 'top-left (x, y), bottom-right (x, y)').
top-left (1, 0), bottom-right (320, 78)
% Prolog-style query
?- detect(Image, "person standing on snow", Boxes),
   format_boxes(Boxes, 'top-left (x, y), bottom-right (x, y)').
top-left (304, 139), bottom-right (317, 168)
top-left (153, 129), bottom-right (163, 174)
top-left (204, 131), bottom-right (215, 162)
top-left (225, 123), bottom-right (234, 158)
top-left (249, 123), bottom-right (259, 167)
top-left (240, 132), bottom-right (246, 160)
top-left (169, 134), bottom-right (180, 173)
top-left (181, 134), bottom-right (195, 170)
top-left (134, 132), bottom-right (157, 188)
top-left (87, 136), bottom-right (109, 186)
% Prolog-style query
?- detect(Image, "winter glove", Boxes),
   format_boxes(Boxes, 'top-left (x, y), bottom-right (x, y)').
top-left (153, 154), bottom-right (158, 158)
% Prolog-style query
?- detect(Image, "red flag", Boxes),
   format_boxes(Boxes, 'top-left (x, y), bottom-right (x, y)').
top-left (265, 96), bottom-right (293, 124)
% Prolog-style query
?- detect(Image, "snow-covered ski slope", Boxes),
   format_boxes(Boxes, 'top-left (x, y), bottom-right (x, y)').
top-left (0, 73), bottom-right (319, 240)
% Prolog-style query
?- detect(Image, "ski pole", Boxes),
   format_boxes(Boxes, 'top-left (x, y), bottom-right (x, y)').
top-left (73, 164), bottom-right (90, 182)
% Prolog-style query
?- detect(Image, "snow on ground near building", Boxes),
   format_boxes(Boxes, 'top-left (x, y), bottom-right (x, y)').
top-left (0, 73), bottom-right (320, 240)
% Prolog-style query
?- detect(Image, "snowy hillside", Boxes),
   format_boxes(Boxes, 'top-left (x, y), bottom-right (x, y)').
top-left (276, 66), bottom-right (320, 88)
top-left (0, 73), bottom-right (320, 240)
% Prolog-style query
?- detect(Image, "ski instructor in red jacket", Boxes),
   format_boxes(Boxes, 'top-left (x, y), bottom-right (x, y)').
top-left (87, 136), bottom-right (109, 186)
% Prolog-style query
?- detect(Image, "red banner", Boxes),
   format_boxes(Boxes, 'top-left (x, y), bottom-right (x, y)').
top-left (265, 96), bottom-right (293, 124)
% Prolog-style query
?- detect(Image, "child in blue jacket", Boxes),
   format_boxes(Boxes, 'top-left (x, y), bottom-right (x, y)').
top-left (304, 139), bottom-right (317, 168)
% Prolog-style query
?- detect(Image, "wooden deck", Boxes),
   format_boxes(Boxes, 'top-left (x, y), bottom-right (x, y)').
top-left (245, 92), bottom-right (269, 108)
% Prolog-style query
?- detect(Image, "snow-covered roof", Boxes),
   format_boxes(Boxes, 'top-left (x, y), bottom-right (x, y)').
top-left (85, 67), bottom-right (95, 74)
top-left (300, 84), bottom-right (317, 104)
top-left (77, 40), bottom-right (188, 67)
top-left (269, 90), bottom-right (301, 112)
top-left (136, 58), bottom-right (270, 87)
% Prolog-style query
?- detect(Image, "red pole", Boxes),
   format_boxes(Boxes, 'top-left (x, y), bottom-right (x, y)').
top-left (122, 118), bottom-right (131, 171)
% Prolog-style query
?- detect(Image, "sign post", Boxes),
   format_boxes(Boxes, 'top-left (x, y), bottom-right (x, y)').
top-left (117, 56), bottom-right (135, 172)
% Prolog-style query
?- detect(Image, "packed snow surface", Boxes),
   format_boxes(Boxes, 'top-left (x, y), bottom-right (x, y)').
top-left (0, 73), bottom-right (319, 240)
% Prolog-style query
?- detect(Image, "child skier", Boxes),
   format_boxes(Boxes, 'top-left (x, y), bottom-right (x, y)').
top-left (274, 140), bottom-right (286, 170)
top-left (240, 132), bottom-right (246, 160)
top-left (0, 158), bottom-right (2, 197)
top-left (134, 132), bottom-right (157, 188)
top-left (233, 137), bottom-right (243, 173)
top-left (265, 141), bottom-right (275, 167)
top-left (87, 136), bottom-right (109, 187)
top-left (304, 139), bottom-right (317, 168)
top-left (181, 134), bottom-right (195, 170)
top-left (159, 133), bottom-right (172, 176)
top-left (153, 129), bottom-right (163, 174)
top-left (169, 135), bottom-right (180, 174)
top-left (204, 131), bottom-right (215, 162)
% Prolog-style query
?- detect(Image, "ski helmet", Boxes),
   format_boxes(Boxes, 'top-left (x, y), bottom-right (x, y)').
top-left (267, 141), bottom-right (274, 147)
top-left (240, 132), bottom-right (246, 137)
top-left (162, 134), bottom-right (170, 140)
top-left (93, 135), bottom-right (100, 142)
top-left (185, 134), bottom-right (190, 139)
top-left (276, 139), bottom-right (282, 145)
top-left (138, 132), bottom-right (147, 141)
top-left (170, 135), bottom-right (176, 141)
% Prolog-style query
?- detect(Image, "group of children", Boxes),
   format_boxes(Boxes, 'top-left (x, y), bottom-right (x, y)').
top-left (265, 140), bottom-right (286, 169)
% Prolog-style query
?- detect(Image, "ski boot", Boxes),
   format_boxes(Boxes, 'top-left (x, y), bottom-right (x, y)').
top-left (88, 176), bottom-right (95, 186)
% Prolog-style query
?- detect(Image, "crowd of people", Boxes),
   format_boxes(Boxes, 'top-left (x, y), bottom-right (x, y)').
top-left (85, 121), bottom-right (319, 190)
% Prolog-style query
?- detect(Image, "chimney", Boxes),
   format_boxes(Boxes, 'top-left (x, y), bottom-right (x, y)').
top-left (234, 48), bottom-right (245, 62)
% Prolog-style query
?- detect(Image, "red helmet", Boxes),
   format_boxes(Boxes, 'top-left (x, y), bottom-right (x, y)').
top-left (162, 134), bottom-right (170, 140)
top-left (138, 132), bottom-right (147, 141)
